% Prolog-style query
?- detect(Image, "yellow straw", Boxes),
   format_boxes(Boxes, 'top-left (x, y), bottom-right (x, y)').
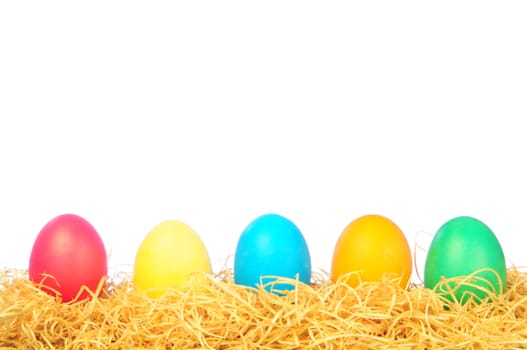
top-left (2, 267), bottom-right (527, 349)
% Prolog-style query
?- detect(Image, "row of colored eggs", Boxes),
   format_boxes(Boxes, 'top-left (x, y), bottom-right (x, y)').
top-left (27, 213), bottom-right (506, 305)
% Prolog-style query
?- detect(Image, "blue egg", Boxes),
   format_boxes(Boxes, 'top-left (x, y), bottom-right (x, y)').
top-left (233, 213), bottom-right (312, 292)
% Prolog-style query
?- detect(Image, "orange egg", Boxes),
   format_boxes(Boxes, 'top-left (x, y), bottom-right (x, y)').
top-left (330, 214), bottom-right (412, 288)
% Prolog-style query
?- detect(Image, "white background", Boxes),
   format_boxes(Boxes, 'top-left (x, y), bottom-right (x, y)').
top-left (1, 1), bottom-right (526, 283)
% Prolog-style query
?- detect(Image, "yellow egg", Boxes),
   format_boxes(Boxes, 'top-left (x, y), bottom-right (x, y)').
top-left (133, 220), bottom-right (212, 298)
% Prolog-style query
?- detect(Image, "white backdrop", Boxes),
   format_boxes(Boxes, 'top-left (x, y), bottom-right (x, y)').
top-left (1, 1), bottom-right (526, 283)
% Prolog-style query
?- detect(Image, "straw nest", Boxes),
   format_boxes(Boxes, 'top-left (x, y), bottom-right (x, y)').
top-left (2, 267), bottom-right (527, 350)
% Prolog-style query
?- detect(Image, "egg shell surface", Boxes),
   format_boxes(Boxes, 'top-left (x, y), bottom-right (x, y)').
top-left (29, 213), bottom-right (108, 302)
top-left (330, 214), bottom-right (412, 288)
top-left (234, 213), bottom-right (311, 292)
top-left (424, 216), bottom-right (506, 305)
top-left (133, 220), bottom-right (212, 298)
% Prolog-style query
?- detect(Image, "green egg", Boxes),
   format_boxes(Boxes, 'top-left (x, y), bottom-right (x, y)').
top-left (424, 216), bottom-right (506, 305)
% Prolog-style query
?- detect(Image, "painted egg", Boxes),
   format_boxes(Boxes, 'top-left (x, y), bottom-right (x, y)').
top-left (133, 220), bottom-right (212, 298)
top-left (331, 214), bottom-right (412, 288)
top-left (29, 213), bottom-right (108, 302)
top-left (424, 216), bottom-right (506, 304)
top-left (234, 213), bottom-right (311, 292)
